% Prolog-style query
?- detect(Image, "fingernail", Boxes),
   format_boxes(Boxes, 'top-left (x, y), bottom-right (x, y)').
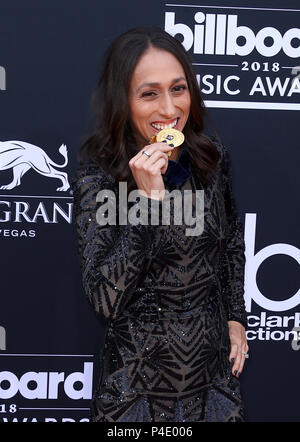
top-left (237, 372), bottom-right (241, 377)
top-left (231, 358), bottom-right (235, 363)
top-left (162, 140), bottom-right (167, 143)
top-left (234, 370), bottom-right (237, 375)
top-left (169, 143), bottom-right (174, 147)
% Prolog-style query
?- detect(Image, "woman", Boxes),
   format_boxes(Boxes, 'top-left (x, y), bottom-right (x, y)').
top-left (71, 27), bottom-right (249, 422)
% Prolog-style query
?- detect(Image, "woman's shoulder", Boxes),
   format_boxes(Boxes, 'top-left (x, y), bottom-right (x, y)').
top-left (70, 162), bottom-right (117, 215)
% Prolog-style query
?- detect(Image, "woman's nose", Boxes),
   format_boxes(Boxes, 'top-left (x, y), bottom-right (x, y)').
top-left (159, 93), bottom-right (176, 118)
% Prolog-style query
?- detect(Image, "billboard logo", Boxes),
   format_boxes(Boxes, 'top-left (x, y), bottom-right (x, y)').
top-left (0, 362), bottom-right (93, 400)
top-left (165, 12), bottom-right (300, 57)
top-left (164, 6), bottom-right (300, 110)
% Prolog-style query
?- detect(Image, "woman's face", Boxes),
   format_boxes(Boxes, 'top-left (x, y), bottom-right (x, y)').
top-left (129, 47), bottom-right (191, 147)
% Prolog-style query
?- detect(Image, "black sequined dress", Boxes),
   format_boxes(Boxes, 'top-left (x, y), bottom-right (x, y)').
top-left (71, 137), bottom-right (248, 422)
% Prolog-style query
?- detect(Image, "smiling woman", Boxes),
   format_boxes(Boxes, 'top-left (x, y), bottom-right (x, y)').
top-left (77, 27), bottom-right (221, 194)
top-left (129, 48), bottom-right (191, 162)
top-left (71, 26), bottom-right (249, 422)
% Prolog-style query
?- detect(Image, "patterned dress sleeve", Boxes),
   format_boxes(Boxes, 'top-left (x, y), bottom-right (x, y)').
top-left (71, 164), bottom-right (165, 321)
top-left (218, 143), bottom-right (248, 329)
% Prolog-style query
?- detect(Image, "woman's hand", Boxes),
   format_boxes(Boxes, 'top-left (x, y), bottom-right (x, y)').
top-left (129, 142), bottom-right (175, 200)
top-left (228, 321), bottom-right (249, 378)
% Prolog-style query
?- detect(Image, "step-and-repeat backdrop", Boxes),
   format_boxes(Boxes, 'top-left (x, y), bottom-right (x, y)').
top-left (0, 0), bottom-right (299, 422)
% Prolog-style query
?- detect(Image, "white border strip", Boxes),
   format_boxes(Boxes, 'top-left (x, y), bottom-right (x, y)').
top-left (165, 4), bottom-right (300, 12)
top-left (203, 100), bottom-right (300, 110)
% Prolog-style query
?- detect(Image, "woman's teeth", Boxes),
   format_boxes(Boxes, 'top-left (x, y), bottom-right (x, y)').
top-left (151, 118), bottom-right (178, 130)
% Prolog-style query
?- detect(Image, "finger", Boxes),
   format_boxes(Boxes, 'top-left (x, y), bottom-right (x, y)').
top-left (237, 354), bottom-right (245, 377)
top-left (232, 347), bottom-right (242, 378)
top-left (135, 151), bottom-right (170, 174)
top-left (162, 163), bottom-right (168, 175)
top-left (143, 150), bottom-right (169, 166)
top-left (228, 342), bottom-right (237, 363)
top-left (237, 343), bottom-right (249, 377)
top-left (141, 142), bottom-right (175, 157)
top-left (229, 343), bottom-right (238, 373)
top-left (130, 144), bottom-right (171, 168)
top-left (147, 157), bottom-right (168, 176)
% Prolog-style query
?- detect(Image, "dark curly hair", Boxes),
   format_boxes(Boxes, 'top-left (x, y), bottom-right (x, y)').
top-left (78, 26), bottom-right (222, 192)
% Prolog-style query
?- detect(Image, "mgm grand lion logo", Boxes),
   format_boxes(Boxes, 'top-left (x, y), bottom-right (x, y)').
top-left (0, 140), bottom-right (70, 191)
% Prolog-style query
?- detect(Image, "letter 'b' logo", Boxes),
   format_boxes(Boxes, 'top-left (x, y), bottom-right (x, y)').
top-left (244, 214), bottom-right (300, 312)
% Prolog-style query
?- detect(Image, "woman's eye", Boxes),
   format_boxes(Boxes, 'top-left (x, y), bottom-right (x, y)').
top-left (141, 91), bottom-right (156, 98)
top-left (172, 85), bottom-right (187, 92)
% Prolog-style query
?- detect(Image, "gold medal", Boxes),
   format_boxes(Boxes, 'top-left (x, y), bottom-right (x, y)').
top-left (149, 128), bottom-right (185, 157)
top-left (157, 128), bottom-right (185, 147)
